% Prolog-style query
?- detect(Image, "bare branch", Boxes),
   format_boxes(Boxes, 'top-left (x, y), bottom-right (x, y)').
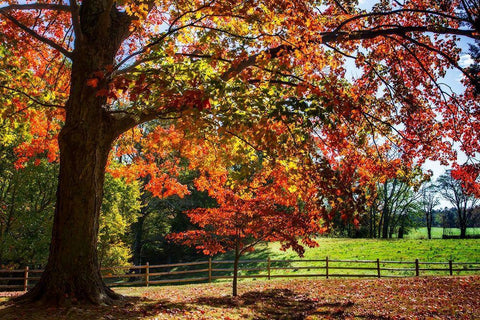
top-left (322, 26), bottom-right (477, 42)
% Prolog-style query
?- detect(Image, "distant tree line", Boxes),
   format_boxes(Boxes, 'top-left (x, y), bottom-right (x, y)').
top-left (330, 172), bottom-right (480, 239)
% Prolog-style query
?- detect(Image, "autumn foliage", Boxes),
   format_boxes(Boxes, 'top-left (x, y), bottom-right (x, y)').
top-left (0, 0), bottom-right (479, 305)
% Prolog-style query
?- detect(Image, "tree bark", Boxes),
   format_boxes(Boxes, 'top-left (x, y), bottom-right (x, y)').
top-left (381, 207), bottom-right (390, 239)
top-left (19, 109), bottom-right (118, 305)
top-left (17, 4), bottom-right (132, 305)
top-left (232, 241), bottom-right (240, 297)
top-left (426, 212), bottom-right (432, 239)
top-left (459, 208), bottom-right (467, 238)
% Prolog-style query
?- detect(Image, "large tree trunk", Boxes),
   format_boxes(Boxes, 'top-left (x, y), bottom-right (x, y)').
top-left (18, 5), bottom-right (131, 305)
top-left (20, 120), bottom-right (117, 304)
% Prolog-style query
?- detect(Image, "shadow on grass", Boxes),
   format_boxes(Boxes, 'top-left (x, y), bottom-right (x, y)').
top-left (0, 295), bottom-right (193, 320)
top-left (195, 288), bottom-right (355, 320)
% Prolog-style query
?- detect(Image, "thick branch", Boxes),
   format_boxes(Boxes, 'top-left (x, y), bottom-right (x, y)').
top-left (0, 4), bottom-right (71, 13)
top-left (68, 0), bottom-right (82, 42)
top-left (333, 9), bottom-right (469, 33)
top-left (322, 26), bottom-right (477, 42)
top-left (220, 25), bottom-right (476, 81)
top-left (109, 107), bottom-right (184, 135)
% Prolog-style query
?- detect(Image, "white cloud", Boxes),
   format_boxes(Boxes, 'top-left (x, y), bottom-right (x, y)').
top-left (459, 54), bottom-right (474, 68)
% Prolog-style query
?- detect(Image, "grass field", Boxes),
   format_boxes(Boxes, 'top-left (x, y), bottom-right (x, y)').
top-left (1, 276), bottom-right (479, 319)
top-left (405, 227), bottom-right (480, 239)
top-left (207, 237), bottom-right (480, 279)
top-left (222, 237), bottom-right (480, 263)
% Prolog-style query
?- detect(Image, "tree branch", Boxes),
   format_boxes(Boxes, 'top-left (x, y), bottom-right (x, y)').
top-left (109, 106), bottom-right (186, 136)
top-left (68, 0), bottom-right (82, 42)
top-left (0, 4), bottom-right (71, 13)
top-left (0, 85), bottom-right (66, 110)
top-left (219, 24), bottom-right (476, 82)
top-left (114, 2), bottom-right (215, 73)
top-left (321, 26), bottom-right (477, 42)
top-left (1, 12), bottom-right (72, 58)
top-left (221, 45), bottom-right (294, 81)
top-left (333, 9), bottom-right (469, 33)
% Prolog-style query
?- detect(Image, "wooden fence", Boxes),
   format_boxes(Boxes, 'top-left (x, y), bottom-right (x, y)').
top-left (1, 257), bottom-right (480, 292)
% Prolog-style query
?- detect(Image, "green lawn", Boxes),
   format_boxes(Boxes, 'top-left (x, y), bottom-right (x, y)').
top-left (405, 227), bottom-right (480, 239)
top-left (210, 237), bottom-right (480, 278)
top-left (233, 237), bottom-right (480, 263)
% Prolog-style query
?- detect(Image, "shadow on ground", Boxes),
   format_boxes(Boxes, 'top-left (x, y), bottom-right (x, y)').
top-left (0, 288), bottom-right (394, 320)
top-left (195, 288), bottom-right (355, 320)
top-left (0, 295), bottom-right (193, 320)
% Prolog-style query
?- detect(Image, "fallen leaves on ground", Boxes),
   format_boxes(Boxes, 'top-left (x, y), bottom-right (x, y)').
top-left (0, 276), bottom-right (479, 319)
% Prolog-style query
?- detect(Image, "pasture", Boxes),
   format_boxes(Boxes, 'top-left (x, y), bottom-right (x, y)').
top-left (227, 237), bottom-right (480, 263)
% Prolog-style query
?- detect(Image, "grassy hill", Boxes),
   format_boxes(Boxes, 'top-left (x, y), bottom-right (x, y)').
top-left (229, 237), bottom-right (480, 263)
top-left (208, 237), bottom-right (480, 279)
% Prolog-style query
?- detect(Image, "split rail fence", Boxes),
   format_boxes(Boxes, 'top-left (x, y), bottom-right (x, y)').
top-left (1, 257), bottom-right (480, 291)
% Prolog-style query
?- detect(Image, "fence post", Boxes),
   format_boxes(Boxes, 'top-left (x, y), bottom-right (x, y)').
top-left (267, 257), bottom-right (271, 280)
top-left (415, 259), bottom-right (419, 277)
top-left (449, 260), bottom-right (453, 276)
top-left (23, 266), bottom-right (29, 291)
top-left (208, 258), bottom-right (212, 283)
top-left (376, 259), bottom-right (381, 278)
top-left (145, 262), bottom-right (150, 287)
top-left (326, 256), bottom-right (329, 279)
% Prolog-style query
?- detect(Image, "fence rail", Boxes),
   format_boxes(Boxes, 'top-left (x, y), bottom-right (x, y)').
top-left (1, 257), bottom-right (479, 291)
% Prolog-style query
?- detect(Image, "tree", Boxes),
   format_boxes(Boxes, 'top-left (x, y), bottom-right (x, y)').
top-left (420, 182), bottom-right (440, 239)
top-left (1, 0), bottom-right (478, 305)
top-left (169, 166), bottom-right (320, 297)
top-left (0, 159), bottom-right (57, 267)
top-left (98, 173), bottom-right (141, 268)
top-left (437, 171), bottom-right (479, 238)
top-left (376, 177), bottom-right (423, 238)
top-left (0, 115), bottom-right (58, 267)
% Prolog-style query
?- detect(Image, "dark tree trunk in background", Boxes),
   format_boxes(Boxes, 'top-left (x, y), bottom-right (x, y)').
top-left (132, 214), bottom-right (147, 267)
top-left (425, 207), bottom-right (433, 239)
top-left (381, 207), bottom-right (390, 239)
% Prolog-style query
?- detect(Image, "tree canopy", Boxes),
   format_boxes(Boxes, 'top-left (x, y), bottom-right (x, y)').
top-left (0, 0), bottom-right (479, 305)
